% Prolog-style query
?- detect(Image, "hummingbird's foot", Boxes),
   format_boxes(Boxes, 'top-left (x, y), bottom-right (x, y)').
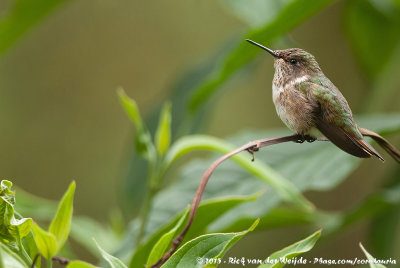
top-left (304, 135), bottom-right (316, 143)
top-left (294, 135), bottom-right (316, 143)
top-left (246, 145), bottom-right (259, 162)
top-left (294, 136), bottom-right (305, 144)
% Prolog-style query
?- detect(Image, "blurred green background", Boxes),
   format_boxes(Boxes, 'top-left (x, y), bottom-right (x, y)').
top-left (1, 0), bottom-right (399, 266)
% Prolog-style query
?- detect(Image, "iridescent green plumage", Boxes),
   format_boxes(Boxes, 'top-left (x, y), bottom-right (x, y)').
top-left (300, 76), bottom-right (363, 140)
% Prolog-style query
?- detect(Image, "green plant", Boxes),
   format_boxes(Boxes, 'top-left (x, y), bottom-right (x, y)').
top-left (1, 0), bottom-right (400, 267)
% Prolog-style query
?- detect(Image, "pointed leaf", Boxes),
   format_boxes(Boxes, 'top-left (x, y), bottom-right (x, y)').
top-left (204, 219), bottom-right (260, 268)
top-left (49, 181), bottom-right (75, 252)
top-left (155, 102), bottom-right (172, 156)
top-left (359, 243), bottom-right (387, 268)
top-left (129, 192), bottom-right (261, 267)
top-left (94, 240), bottom-right (127, 268)
top-left (146, 207), bottom-right (189, 267)
top-left (117, 88), bottom-right (156, 160)
top-left (161, 219), bottom-right (259, 268)
top-left (258, 230), bottom-right (321, 268)
top-left (117, 88), bottom-right (144, 130)
top-left (32, 222), bottom-right (57, 259)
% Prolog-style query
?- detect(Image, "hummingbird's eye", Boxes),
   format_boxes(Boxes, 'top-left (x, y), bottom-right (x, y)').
top-left (289, 59), bottom-right (297, 65)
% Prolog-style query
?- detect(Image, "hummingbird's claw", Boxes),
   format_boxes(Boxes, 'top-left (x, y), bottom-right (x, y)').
top-left (294, 135), bottom-right (316, 143)
top-left (305, 135), bottom-right (316, 143)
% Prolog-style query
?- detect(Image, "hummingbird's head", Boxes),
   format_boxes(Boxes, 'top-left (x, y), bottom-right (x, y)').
top-left (246, 39), bottom-right (322, 79)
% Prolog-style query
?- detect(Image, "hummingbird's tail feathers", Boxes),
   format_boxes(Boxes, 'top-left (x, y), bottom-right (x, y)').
top-left (359, 128), bottom-right (400, 163)
top-left (315, 119), bottom-right (383, 160)
top-left (355, 137), bottom-right (385, 162)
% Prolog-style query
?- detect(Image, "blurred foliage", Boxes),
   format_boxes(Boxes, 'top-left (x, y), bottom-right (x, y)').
top-left (360, 243), bottom-right (387, 268)
top-left (162, 219), bottom-right (259, 268)
top-left (344, 0), bottom-right (400, 80)
top-left (258, 230), bottom-right (321, 268)
top-left (0, 0), bottom-right (70, 57)
top-left (1, 0), bottom-right (400, 267)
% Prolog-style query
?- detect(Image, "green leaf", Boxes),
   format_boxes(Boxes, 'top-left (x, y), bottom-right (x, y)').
top-left (117, 88), bottom-right (156, 160)
top-left (258, 230), bottom-right (321, 268)
top-left (0, 0), bottom-right (71, 57)
top-left (161, 219), bottom-right (259, 268)
top-left (7, 218), bottom-right (32, 242)
top-left (94, 240), bottom-right (127, 268)
top-left (344, 0), bottom-right (400, 79)
top-left (21, 232), bottom-right (41, 267)
top-left (129, 193), bottom-right (262, 268)
top-left (14, 183), bottom-right (118, 262)
top-left (359, 243), bottom-right (387, 268)
top-left (146, 207), bottom-right (189, 267)
top-left (189, 0), bottom-right (335, 113)
top-left (67, 260), bottom-right (98, 268)
top-left (165, 134), bottom-right (313, 211)
top-left (208, 113), bottom-right (400, 232)
top-left (117, 114), bottom-right (400, 262)
top-left (0, 180), bottom-right (16, 229)
top-left (49, 181), bottom-right (75, 252)
top-left (0, 180), bottom-right (32, 242)
top-left (117, 88), bottom-right (144, 130)
top-left (220, 0), bottom-right (294, 28)
top-left (155, 102), bottom-right (172, 156)
top-left (344, 1), bottom-right (400, 112)
top-left (356, 113), bottom-right (400, 136)
top-left (0, 180), bottom-right (15, 200)
top-left (32, 222), bottom-right (57, 259)
top-left (247, 206), bottom-right (315, 231)
top-left (0, 243), bottom-right (26, 268)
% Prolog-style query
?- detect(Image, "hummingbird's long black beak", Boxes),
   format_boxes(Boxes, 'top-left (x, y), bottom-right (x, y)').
top-left (246, 39), bottom-right (278, 58)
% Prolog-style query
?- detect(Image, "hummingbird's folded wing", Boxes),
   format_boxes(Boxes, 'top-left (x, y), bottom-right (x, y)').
top-left (305, 81), bottom-right (384, 161)
top-left (315, 116), bottom-right (384, 161)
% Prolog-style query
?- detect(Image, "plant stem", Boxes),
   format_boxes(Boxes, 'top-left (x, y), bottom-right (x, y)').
top-left (16, 234), bottom-right (31, 267)
top-left (47, 260), bottom-right (52, 268)
top-left (135, 187), bottom-right (157, 247)
top-left (136, 149), bottom-right (168, 247)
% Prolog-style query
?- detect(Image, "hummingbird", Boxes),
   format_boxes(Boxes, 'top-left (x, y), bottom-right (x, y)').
top-left (246, 39), bottom-right (400, 163)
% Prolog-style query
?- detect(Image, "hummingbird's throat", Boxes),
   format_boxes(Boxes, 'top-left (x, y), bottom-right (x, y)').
top-left (272, 74), bottom-right (310, 102)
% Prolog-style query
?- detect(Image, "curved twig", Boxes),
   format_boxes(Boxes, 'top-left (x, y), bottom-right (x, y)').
top-left (150, 134), bottom-right (323, 267)
top-left (30, 254), bottom-right (40, 268)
